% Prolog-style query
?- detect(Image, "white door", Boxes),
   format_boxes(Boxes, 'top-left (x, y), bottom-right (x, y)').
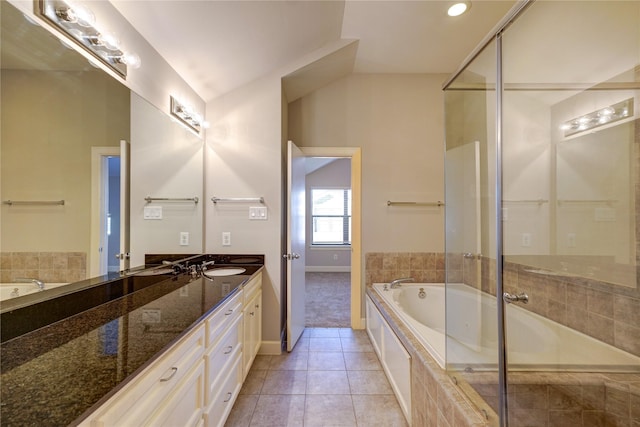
top-left (119, 140), bottom-right (131, 271)
top-left (285, 140), bottom-right (306, 351)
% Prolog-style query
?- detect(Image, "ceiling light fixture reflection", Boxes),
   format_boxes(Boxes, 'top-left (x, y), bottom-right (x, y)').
top-left (37, 0), bottom-right (140, 78)
top-left (170, 96), bottom-right (203, 134)
top-left (561, 98), bottom-right (634, 137)
top-left (448, 2), bottom-right (470, 17)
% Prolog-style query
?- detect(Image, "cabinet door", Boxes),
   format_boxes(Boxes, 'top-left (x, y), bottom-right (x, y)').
top-left (204, 354), bottom-right (242, 427)
top-left (242, 289), bottom-right (261, 380)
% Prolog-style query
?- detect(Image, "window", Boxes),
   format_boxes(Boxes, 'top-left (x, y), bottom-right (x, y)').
top-left (311, 188), bottom-right (351, 245)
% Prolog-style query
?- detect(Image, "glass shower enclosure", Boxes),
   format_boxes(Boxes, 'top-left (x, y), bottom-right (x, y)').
top-left (444, 1), bottom-right (640, 426)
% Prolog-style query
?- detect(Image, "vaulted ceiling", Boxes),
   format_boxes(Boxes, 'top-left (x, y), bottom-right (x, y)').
top-left (110, 1), bottom-right (515, 101)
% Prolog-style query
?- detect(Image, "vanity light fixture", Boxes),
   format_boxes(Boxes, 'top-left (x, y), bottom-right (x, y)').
top-left (448, 2), bottom-right (470, 17)
top-left (36, 0), bottom-right (140, 78)
top-left (560, 98), bottom-right (634, 137)
top-left (170, 96), bottom-right (203, 134)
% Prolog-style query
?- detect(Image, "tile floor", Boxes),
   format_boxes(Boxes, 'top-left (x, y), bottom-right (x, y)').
top-left (225, 327), bottom-right (408, 427)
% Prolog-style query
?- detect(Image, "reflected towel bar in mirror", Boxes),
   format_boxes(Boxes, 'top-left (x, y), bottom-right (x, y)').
top-left (387, 200), bottom-right (444, 207)
top-left (144, 196), bottom-right (199, 204)
top-left (211, 197), bottom-right (264, 204)
top-left (2, 200), bottom-right (65, 206)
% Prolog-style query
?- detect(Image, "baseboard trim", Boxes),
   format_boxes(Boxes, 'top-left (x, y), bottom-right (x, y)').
top-left (305, 266), bottom-right (351, 273)
top-left (258, 340), bottom-right (282, 355)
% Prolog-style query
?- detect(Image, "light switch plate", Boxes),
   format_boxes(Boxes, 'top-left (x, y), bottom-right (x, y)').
top-left (249, 206), bottom-right (268, 220)
top-left (143, 206), bottom-right (163, 220)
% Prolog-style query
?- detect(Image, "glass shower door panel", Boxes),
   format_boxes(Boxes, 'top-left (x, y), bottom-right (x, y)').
top-left (502, 1), bottom-right (640, 426)
top-left (444, 38), bottom-right (501, 423)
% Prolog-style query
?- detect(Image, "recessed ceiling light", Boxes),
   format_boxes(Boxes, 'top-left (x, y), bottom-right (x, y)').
top-left (448, 2), bottom-right (470, 17)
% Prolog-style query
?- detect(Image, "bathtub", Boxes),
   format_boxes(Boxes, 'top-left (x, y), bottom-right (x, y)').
top-left (0, 283), bottom-right (69, 302)
top-left (372, 283), bottom-right (640, 371)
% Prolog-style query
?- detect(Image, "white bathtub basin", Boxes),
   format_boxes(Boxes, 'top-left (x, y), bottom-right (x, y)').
top-left (0, 283), bottom-right (69, 301)
top-left (372, 282), bottom-right (640, 371)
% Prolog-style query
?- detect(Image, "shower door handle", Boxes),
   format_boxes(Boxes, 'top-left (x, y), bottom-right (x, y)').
top-left (503, 292), bottom-right (529, 304)
top-left (283, 253), bottom-right (300, 260)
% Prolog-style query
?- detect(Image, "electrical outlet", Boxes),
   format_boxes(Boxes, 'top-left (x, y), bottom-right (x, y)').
top-left (567, 233), bottom-right (576, 247)
top-left (222, 231), bottom-right (231, 246)
top-left (180, 232), bottom-right (189, 246)
top-left (333, 254), bottom-right (338, 261)
top-left (521, 233), bottom-right (531, 247)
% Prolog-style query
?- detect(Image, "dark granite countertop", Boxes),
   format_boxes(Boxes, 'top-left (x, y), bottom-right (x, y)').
top-left (0, 257), bottom-right (263, 427)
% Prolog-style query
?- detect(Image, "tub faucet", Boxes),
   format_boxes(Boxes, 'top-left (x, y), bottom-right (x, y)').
top-left (16, 278), bottom-right (45, 291)
top-left (389, 277), bottom-right (414, 289)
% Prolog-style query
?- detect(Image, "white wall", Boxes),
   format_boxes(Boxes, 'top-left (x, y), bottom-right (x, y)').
top-left (289, 74), bottom-right (447, 254)
top-left (205, 72), bottom-right (284, 353)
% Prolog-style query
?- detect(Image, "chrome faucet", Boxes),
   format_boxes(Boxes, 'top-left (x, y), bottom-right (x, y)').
top-left (389, 277), bottom-right (414, 289)
top-left (16, 278), bottom-right (45, 291)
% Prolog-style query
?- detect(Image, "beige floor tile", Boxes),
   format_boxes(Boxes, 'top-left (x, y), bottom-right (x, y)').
top-left (340, 335), bottom-right (374, 352)
top-left (249, 395), bottom-right (305, 426)
top-left (261, 370), bottom-right (307, 395)
top-left (304, 395), bottom-right (357, 427)
top-left (251, 355), bottom-right (272, 371)
top-left (347, 370), bottom-right (393, 395)
top-left (307, 327), bottom-right (341, 338)
top-left (343, 351), bottom-right (382, 371)
top-left (307, 351), bottom-right (346, 371)
top-left (291, 337), bottom-right (310, 352)
top-left (352, 395), bottom-right (408, 426)
top-left (307, 370), bottom-right (351, 394)
top-left (309, 337), bottom-right (343, 352)
top-left (225, 394), bottom-right (258, 427)
top-left (239, 369), bottom-right (267, 395)
top-left (269, 351), bottom-right (309, 370)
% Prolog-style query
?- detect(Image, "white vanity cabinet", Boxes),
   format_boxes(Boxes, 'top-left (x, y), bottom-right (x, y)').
top-left (77, 271), bottom-right (263, 427)
top-left (82, 324), bottom-right (207, 427)
top-left (241, 272), bottom-right (262, 380)
top-left (366, 296), bottom-right (411, 425)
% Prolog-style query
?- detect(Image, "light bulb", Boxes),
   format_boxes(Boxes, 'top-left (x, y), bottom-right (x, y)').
top-left (98, 32), bottom-right (120, 51)
top-left (122, 52), bottom-right (141, 69)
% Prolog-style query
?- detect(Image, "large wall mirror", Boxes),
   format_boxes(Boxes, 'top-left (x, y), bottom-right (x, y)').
top-left (1, 0), bottom-right (203, 305)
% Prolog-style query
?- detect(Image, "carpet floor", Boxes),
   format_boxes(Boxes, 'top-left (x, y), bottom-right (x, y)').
top-left (305, 272), bottom-right (351, 328)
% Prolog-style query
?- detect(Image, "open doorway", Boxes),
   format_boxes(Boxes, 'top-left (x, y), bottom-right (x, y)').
top-left (305, 158), bottom-right (352, 327)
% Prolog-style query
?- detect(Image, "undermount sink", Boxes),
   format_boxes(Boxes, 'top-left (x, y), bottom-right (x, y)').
top-left (203, 267), bottom-right (247, 277)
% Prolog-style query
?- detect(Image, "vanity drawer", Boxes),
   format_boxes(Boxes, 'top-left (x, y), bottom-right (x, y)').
top-left (206, 290), bottom-right (242, 348)
top-left (88, 325), bottom-right (205, 427)
top-left (205, 312), bottom-right (243, 403)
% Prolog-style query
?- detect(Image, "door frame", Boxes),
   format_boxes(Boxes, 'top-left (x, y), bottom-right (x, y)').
top-left (90, 147), bottom-right (121, 277)
top-left (299, 146), bottom-right (363, 329)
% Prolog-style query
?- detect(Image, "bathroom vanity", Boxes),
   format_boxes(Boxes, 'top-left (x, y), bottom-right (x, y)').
top-left (0, 254), bottom-right (263, 427)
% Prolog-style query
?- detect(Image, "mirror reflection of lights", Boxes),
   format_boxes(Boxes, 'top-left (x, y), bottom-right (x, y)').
top-left (560, 98), bottom-right (634, 137)
top-left (38, 0), bottom-right (140, 78)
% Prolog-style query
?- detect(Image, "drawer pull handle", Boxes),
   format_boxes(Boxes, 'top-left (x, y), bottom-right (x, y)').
top-left (224, 345), bottom-right (233, 354)
top-left (160, 367), bottom-right (178, 382)
top-left (250, 311), bottom-right (255, 316)
top-left (223, 392), bottom-right (232, 403)
top-left (225, 309), bottom-right (233, 316)
top-left (255, 304), bottom-right (260, 308)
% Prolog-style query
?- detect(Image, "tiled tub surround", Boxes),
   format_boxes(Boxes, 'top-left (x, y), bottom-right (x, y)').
top-left (365, 252), bottom-right (448, 285)
top-left (366, 252), bottom-right (640, 426)
top-left (0, 251), bottom-right (87, 283)
top-left (0, 259), bottom-right (263, 426)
